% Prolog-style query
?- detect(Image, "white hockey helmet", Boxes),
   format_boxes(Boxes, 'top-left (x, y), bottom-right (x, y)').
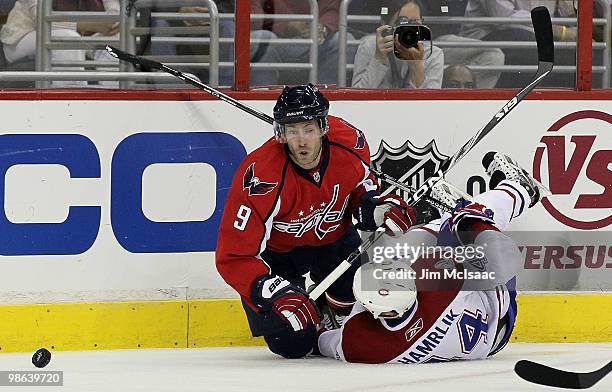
top-left (353, 259), bottom-right (417, 319)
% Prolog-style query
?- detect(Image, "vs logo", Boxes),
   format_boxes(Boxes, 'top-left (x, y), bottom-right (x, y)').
top-left (533, 110), bottom-right (611, 229)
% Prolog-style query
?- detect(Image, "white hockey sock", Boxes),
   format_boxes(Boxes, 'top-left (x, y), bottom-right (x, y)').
top-left (470, 180), bottom-right (530, 230)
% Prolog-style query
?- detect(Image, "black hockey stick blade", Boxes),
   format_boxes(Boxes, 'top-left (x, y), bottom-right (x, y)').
top-left (105, 45), bottom-right (162, 72)
top-left (515, 360), bottom-right (612, 389)
top-left (531, 6), bottom-right (554, 64)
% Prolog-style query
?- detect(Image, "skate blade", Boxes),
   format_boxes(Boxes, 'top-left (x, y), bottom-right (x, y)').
top-left (435, 179), bottom-right (473, 202)
top-left (532, 177), bottom-right (552, 198)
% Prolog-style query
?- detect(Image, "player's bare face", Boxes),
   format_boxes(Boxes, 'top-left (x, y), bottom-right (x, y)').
top-left (284, 120), bottom-right (323, 170)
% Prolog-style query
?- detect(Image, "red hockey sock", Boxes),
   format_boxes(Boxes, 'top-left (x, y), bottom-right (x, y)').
top-left (461, 220), bottom-right (500, 244)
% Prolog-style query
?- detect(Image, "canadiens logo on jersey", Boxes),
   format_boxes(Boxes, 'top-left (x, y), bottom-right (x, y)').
top-left (466, 256), bottom-right (488, 272)
top-left (243, 163), bottom-right (278, 196)
top-left (273, 184), bottom-right (350, 240)
top-left (371, 139), bottom-right (447, 198)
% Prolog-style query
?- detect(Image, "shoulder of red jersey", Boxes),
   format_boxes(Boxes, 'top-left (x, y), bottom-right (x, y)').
top-left (326, 115), bottom-right (370, 163)
top-left (237, 137), bottom-right (288, 197)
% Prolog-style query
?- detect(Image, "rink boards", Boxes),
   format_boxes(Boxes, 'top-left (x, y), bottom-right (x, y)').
top-left (0, 91), bottom-right (610, 351)
top-left (0, 294), bottom-right (612, 352)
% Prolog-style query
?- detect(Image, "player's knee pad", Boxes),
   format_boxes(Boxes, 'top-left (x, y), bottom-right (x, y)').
top-left (263, 324), bottom-right (317, 359)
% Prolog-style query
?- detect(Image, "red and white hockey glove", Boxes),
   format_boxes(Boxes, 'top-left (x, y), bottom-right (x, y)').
top-left (355, 193), bottom-right (417, 236)
top-left (251, 275), bottom-right (321, 332)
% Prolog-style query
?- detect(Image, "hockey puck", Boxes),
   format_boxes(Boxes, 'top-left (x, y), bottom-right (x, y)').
top-left (32, 348), bottom-right (51, 368)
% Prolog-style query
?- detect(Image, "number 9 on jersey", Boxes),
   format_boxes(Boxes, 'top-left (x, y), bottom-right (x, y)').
top-left (233, 205), bottom-right (252, 231)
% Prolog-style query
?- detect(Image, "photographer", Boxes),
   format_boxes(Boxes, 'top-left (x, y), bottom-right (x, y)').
top-left (352, 0), bottom-right (443, 89)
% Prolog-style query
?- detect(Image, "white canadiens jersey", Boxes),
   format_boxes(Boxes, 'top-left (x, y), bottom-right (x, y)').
top-left (318, 260), bottom-right (513, 364)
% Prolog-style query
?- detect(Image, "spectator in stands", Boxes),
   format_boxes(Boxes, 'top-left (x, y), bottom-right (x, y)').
top-left (591, 1), bottom-right (609, 54)
top-left (0, 0), bottom-right (119, 86)
top-left (442, 64), bottom-right (476, 88)
top-left (256, 0), bottom-right (357, 86)
top-left (77, 0), bottom-right (120, 69)
top-left (0, 0), bottom-right (17, 68)
top-left (0, 0), bottom-right (16, 17)
top-left (459, 0), bottom-right (579, 88)
top-left (352, 0), bottom-right (443, 89)
top-left (216, 1), bottom-right (283, 86)
top-left (461, 0), bottom-right (578, 42)
top-left (419, 0), bottom-right (504, 88)
top-left (136, 2), bottom-right (282, 87)
top-left (133, 5), bottom-right (174, 58)
top-left (136, 1), bottom-right (356, 87)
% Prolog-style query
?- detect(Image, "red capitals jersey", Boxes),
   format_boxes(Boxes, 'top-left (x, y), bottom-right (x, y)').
top-left (216, 116), bottom-right (377, 304)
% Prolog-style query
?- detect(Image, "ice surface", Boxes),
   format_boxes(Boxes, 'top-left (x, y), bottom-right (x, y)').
top-left (0, 343), bottom-right (610, 391)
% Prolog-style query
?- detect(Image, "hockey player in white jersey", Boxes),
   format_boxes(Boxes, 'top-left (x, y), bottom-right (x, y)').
top-left (317, 151), bottom-right (544, 364)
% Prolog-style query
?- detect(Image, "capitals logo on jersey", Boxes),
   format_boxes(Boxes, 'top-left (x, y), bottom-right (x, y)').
top-left (243, 162), bottom-right (278, 196)
top-left (273, 184), bottom-right (350, 240)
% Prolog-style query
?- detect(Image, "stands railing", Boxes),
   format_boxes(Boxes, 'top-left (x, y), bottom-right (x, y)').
top-left (19, 0), bottom-right (321, 87)
top-left (125, 0), bottom-right (219, 86)
top-left (248, 6), bottom-right (320, 84)
top-left (0, 0), bottom-right (608, 90)
top-left (0, 0), bottom-right (211, 88)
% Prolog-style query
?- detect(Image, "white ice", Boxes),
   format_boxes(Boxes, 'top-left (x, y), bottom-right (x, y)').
top-left (0, 343), bottom-right (610, 391)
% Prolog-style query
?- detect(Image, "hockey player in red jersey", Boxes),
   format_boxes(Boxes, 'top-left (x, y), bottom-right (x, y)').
top-left (216, 84), bottom-right (416, 358)
top-left (317, 152), bottom-right (544, 363)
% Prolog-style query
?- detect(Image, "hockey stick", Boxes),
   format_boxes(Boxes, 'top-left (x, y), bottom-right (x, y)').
top-left (308, 6), bottom-right (554, 300)
top-left (370, 168), bottom-right (472, 209)
top-left (104, 45), bottom-right (273, 125)
top-left (515, 360), bottom-right (612, 389)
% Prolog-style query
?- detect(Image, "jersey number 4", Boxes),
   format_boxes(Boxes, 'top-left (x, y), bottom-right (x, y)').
top-left (458, 309), bottom-right (488, 354)
top-left (233, 205), bottom-right (252, 231)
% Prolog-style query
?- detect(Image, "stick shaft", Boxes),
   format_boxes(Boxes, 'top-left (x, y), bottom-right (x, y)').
top-left (105, 45), bottom-right (274, 124)
top-left (307, 7), bottom-right (553, 302)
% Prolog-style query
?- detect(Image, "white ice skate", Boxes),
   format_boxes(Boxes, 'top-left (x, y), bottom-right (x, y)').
top-left (482, 151), bottom-right (550, 207)
top-left (320, 305), bottom-right (344, 330)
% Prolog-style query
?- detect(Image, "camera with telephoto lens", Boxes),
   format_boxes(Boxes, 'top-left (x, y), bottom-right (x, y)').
top-left (393, 16), bottom-right (431, 49)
